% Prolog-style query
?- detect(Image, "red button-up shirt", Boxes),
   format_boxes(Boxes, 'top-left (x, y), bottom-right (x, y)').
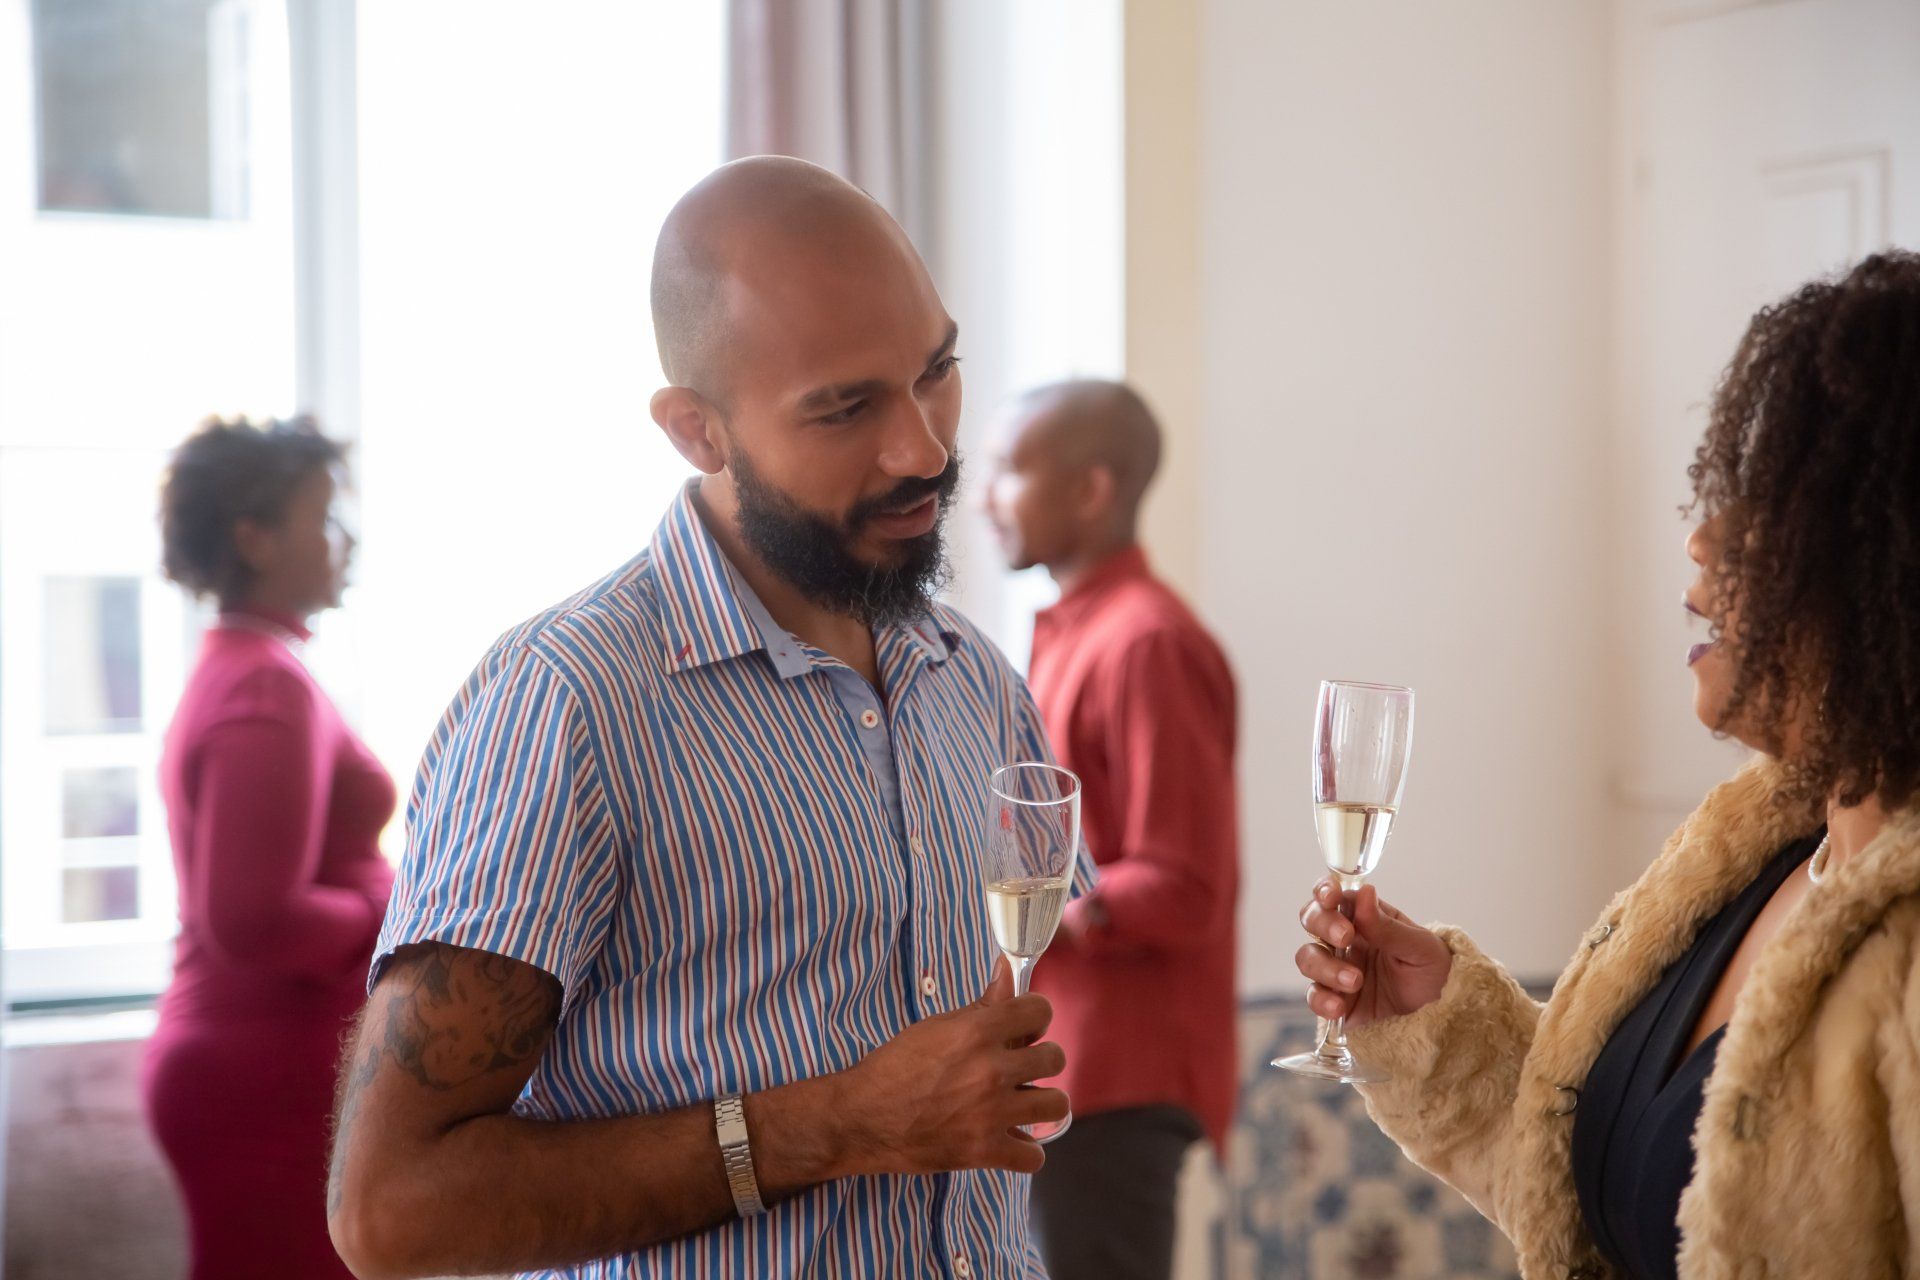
top-left (1027, 546), bottom-right (1239, 1154)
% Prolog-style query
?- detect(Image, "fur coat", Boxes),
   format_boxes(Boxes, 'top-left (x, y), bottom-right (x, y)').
top-left (1347, 756), bottom-right (1920, 1278)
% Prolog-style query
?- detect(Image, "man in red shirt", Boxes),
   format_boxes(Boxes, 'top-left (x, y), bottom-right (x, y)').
top-left (983, 380), bottom-right (1239, 1280)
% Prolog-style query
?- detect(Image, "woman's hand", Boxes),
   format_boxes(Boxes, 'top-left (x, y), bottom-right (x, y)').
top-left (1295, 878), bottom-right (1452, 1030)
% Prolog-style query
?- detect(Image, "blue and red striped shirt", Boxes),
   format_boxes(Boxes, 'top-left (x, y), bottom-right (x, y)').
top-left (374, 482), bottom-right (1092, 1279)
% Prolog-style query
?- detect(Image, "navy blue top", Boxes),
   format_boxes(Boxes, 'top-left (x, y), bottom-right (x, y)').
top-left (1570, 833), bottom-right (1821, 1280)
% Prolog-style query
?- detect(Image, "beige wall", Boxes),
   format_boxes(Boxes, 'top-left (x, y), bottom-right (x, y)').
top-left (1125, 0), bottom-right (1203, 594)
top-left (930, 0), bottom-right (1126, 659)
top-left (1134, 1), bottom-right (1619, 985)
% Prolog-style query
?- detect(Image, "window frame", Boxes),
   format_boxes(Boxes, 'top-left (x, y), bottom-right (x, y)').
top-left (0, 0), bottom-right (355, 1008)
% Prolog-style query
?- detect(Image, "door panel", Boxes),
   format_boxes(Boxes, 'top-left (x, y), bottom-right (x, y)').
top-left (1610, 0), bottom-right (1920, 857)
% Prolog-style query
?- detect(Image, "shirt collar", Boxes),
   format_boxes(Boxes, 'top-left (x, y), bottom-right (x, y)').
top-left (653, 480), bottom-right (959, 678)
top-left (650, 482), bottom-right (767, 675)
top-left (728, 562), bottom-right (817, 680)
top-left (1035, 544), bottom-right (1151, 629)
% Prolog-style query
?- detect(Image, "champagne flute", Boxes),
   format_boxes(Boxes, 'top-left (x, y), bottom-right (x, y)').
top-left (1274, 680), bottom-right (1415, 1084)
top-left (983, 761), bottom-right (1080, 1144)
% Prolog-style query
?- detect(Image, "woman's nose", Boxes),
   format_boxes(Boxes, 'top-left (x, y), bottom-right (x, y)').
top-left (1686, 518), bottom-right (1718, 567)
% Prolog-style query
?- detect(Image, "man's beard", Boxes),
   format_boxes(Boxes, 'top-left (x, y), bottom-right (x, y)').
top-left (731, 448), bottom-right (962, 627)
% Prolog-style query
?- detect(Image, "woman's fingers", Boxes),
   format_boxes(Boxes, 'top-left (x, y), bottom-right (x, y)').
top-left (1307, 981), bottom-right (1353, 1020)
top-left (1299, 878), bottom-right (1445, 1029)
top-left (1295, 939), bottom-right (1362, 993)
top-left (1298, 892), bottom-right (1354, 948)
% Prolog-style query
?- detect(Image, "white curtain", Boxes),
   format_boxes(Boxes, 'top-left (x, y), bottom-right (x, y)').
top-left (726, 0), bottom-right (931, 250)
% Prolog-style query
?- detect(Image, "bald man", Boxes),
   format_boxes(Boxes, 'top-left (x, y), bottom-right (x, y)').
top-left (327, 158), bottom-right (1090, 1279)
top-left (984, 382), bottom-right (1239, 1280)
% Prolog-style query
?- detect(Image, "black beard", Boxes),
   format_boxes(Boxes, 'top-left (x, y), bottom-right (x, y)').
top-left (731, 449), bottom-right (962, 627)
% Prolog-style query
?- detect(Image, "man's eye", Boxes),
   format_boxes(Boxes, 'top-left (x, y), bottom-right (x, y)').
top-left (819, 401), bottom-right (867, 425)
top-left (927, 356), bottom-right (962, 380)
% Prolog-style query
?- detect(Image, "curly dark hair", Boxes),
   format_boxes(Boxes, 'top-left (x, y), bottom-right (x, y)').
top-left (159, 415), bottom-right (346, 603)
top-left (1688, 249), bottom-right (1920, 808)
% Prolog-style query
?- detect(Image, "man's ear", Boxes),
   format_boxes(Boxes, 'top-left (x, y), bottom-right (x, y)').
top-left (1078, 463), bottom-right (1117, 521)
top-left (651, 387), bottom-right (727, 475)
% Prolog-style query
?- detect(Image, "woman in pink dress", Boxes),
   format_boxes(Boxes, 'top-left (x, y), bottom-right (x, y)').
top-left (143, 417), bottom-right (395, 1279)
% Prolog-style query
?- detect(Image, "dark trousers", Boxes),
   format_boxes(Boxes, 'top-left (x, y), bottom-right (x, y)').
top-left (1027, 1104), bottom-right (1203, 1280)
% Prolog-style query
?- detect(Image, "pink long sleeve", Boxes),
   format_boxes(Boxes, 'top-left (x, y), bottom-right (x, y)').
top-left (187, 690), bottom-right (383, 981)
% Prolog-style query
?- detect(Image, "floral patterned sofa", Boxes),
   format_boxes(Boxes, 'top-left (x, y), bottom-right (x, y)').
top-left (1205, 992), bottom-right (1546, 1279)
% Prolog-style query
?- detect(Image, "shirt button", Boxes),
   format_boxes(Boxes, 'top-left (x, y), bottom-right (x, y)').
top-left (953, 1257), bottom-right (971, 1277)
top-left (910, 837), bottom-right (925, 857)
top-left (859, 708), bottom-right (880, 729)
top-left (920, 972), bottom-right (937, 999)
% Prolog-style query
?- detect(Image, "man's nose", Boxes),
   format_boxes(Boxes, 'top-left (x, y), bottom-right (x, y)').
top-left (878, 400), bottom-right (950, 479)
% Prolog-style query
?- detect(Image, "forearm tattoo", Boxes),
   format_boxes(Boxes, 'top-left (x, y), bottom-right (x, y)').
top-left (329, 944), bottom-right (561, 1213)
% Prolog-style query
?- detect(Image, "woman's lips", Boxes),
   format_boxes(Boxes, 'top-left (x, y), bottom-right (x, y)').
top-left (1683, 593), bottom-right (1715, 666)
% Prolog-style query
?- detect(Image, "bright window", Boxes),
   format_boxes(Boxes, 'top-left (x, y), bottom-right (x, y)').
top-left (0, 0), bottom-right (1108, 1006)
top-left (0, 0), bottom-right (727, 1005)
top-left (344, 0), bottom-right (726, 818)
top-left (0, 0), bottom-right (295, 1005)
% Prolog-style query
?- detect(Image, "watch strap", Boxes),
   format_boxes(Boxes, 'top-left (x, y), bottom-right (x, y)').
top-left (714, 1092), bottom-right (767, 1217)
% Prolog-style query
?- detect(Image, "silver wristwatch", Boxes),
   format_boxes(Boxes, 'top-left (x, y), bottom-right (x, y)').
top-left (714, 1092), bottom-right (767, 1217)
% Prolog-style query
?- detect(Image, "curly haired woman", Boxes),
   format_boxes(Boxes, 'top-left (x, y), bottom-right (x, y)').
top-left (142, 417), bottom-right (394, 1279)
top-left (1295, 251), bottom-right (1920, 1280)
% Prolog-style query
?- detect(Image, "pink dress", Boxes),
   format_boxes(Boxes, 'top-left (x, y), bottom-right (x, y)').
top-left (142, 609), bottom-right (395, 1279)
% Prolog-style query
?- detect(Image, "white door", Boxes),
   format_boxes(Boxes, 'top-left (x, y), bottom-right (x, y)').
top-left (1609, 0), bottom-right (1920, 863)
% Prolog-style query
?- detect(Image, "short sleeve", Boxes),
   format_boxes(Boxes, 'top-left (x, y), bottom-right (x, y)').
top-left (372, 645), bottom-right (622, 1010)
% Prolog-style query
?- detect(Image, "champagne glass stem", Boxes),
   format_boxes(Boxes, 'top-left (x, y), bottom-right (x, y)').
top-left (1316, 943), bottom-right (1354, 1064)
top-left (1008, 953), bottom-right (1037, 999)
top-left (1005, 951), bottom-right (1069, 1142)
top-left (1315, 890), bottom-right (1358, 1066)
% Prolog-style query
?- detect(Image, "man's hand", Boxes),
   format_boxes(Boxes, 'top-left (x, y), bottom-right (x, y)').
top-left (833, 960), bottom-right (1067, 1176)
top-left (327, 946), bottom-right (1069, 1280)
top-left (1054, 895), bottom-right (1110, 950)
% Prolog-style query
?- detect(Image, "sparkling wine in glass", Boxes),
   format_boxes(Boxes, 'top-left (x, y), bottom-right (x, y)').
top-left (1275, 680), bottom-right (1414, 1085)
top-left (983, 761), bottom-right (1080, 1144)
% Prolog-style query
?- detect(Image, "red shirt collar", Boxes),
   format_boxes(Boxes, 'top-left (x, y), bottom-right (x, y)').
top-left (1036, 545), bottom-right (1152, 629)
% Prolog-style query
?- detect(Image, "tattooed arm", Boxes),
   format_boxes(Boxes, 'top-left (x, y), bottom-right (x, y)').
top-left (326, 942), bottom-right (1069, 1279)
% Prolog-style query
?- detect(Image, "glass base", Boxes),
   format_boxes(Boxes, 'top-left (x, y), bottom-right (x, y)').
top-left (1272, 1048), bottom-right (1391, 1085)
top-left (1025, 1108), bottom-right (1072, 1145)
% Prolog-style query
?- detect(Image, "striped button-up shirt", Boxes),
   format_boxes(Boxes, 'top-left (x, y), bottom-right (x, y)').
top-left (375, 482), bottom-right (1092, 1279)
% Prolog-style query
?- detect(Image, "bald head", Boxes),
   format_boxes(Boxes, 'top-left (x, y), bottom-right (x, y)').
top-left (650, 156), bottom-right (917, 406)
top-left (983, 379), bottom-right (1164, 575)
top-left (647, 158), bottom-right (965, 624)
top-left (1012, 379), bottom-right (1163, 511)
